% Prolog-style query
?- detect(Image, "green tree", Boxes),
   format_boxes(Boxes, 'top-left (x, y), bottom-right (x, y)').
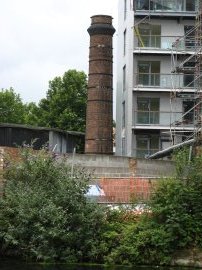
top-left (38, 69), bottom-right (87, 132)
top-left (0, 88), bottom-right (26, 124)
top-left (0, 147), bottom-right (105, 262)
top-left (24, 102), bottom-right (41, 126)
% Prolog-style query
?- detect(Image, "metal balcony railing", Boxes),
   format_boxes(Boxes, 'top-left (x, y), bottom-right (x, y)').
top-left (134, 73), bottom-right (195, 88)
top-left (134, 35), bottom-right (195, 50)
top-left (134, 110), bottom-right (195, 126)
top-left (135, 0), bottom-right (198, 13)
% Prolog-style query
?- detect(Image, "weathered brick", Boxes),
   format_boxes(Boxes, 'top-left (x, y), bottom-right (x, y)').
top-left (85, 15), bottom-right (115, 154)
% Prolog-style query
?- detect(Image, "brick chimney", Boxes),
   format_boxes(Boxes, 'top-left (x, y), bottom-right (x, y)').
top-left (85, 15), bottom-right (115, 154)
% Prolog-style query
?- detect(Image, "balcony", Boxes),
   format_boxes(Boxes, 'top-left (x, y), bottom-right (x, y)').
top-left (134, 35), bottom-right (195, 51)
top-left (134, 0), bottom-right (198, 17)
top-left (134, 73), bottom-right (195, 89)
top-left (134, 110), bottom-right (195, 127)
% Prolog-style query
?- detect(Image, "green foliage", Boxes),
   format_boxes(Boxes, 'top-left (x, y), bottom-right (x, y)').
top-left (24, 102), bottom-right (42, 126)
top-left (1, 146), bottom-right (202, 265)
top-left (172, 147), bottom-right (191, 178)
top-left (37, 70), bottom-right (87, 132)
top-left (0, 148), bottom-right (105, 262)
top-left (104, 148), bottom-right (202, 266)
top-left (1, 69), bottom-right (87, 133)
top-left (149, 148), bottom-right (202, 252)
top-left (0, 88), bottom-right (26, 124)
top-left (105, 221), bottom-right (172, 266)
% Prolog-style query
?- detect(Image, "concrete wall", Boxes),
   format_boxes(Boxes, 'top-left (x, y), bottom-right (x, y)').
top-left (0, 147), bottom-right (175, 203)
top-left (65, 153), bottom-right (175, 178)
top-left (64, 153), bottom-right (175, 203)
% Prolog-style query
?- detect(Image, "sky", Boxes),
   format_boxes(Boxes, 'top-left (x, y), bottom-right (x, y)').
top-left (0, 0), bottom-right (118, 104)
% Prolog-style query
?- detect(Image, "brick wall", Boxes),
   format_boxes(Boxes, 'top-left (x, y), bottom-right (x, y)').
top-left (0, 147), bottom-right (174, 203)
top-left (98, 177), bottom-right (158, 203)
top-left (85, 15), bottom-right (115, 154)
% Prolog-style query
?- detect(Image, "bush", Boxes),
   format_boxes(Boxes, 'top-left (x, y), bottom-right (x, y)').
top-left (105, 148), bottom-right (202, 266)
top-left (0, 148), bottom-right (105, 262)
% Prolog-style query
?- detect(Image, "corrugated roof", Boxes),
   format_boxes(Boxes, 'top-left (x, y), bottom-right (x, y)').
top-left (0, 123), bottom-right (85, 137)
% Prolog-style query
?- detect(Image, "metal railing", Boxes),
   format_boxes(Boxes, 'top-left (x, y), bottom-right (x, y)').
top-left (135, 0), bottom-right (198, 13)
top-left (134, 110), bottom-right (195, 126)
top-left (134, 73), bottom-right (195, 88)
top-left (134, 35), bottom-right (195, 50)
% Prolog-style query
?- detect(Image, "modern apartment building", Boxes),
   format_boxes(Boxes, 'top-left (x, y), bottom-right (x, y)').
top-left (116, 0), bottom-right (199, 158)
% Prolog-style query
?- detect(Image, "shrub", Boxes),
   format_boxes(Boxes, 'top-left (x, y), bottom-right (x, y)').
top-left (0, 148), bottom-right (105, 262)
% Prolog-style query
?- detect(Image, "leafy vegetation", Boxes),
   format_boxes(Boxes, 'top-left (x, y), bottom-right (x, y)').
top-left (103, 147), bottom-right (202, 265)
top-left (37, 70), bottom-right (87, 132)
top-left (0, 147), bottom-right (202, 265)
top-left (0, 148), bottom-right (105, 262)
top-left (0, 88), bottom-right (26, 124)
top-left (0, 69), bottom-right (87, 132)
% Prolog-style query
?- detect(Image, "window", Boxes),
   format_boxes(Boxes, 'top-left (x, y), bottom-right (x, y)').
top-left (138, 61), bottom-right (160, 86)
top-left (184, 25), bottom-right (195, 49)
top-left (123, 29), bottom-right (127, 55)
top-left (138, 24), bottom-right (161, 48)
top-left (123, 65), bottom-right (126, 91)
top-left (183, 101), bottom-right (194, 124)
top-left (136, 0), bottom-right (149, 10)
top-left (183, 61), bottom-right (195, 87)
top-left (186, 0), bottom-right (196, 11)
top-left (136, 134), bottom-right (159, 158)
top-left (137, 97), bottom-right (160, 124)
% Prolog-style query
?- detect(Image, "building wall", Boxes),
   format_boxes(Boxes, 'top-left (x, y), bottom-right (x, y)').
top-left (116, 0), bottom-right (196, 158)
top-left (98, 177), bottom-right (158, 203)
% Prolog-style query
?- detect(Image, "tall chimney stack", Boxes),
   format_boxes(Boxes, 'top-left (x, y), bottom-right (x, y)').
top-left (85, 15), bottom-right (115, 154)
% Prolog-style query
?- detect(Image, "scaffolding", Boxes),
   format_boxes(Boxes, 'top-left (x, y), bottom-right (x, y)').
top-left (168, 1), bottom-right (202, 149)
top-left (132, 0), bottom-right (202, 158)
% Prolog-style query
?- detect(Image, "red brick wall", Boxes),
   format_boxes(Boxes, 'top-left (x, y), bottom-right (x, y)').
top-left (98, 177), bottom-right (158, 203)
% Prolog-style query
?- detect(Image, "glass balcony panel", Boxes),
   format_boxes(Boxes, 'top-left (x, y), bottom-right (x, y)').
top-left (136, 148), bottom-right (160, 158)
top-left (183, 112), bottom-right (194, 124)
top-left (135, 111), bottom-right (195, 126)
top-left (135, 73), bottom-right (195, 88)
top-left (151, 74), bottom-right (160, 86)
top-left (137, 111), bottom-right (159, 124)
top-left (135, 0), bottom-right (197, 12)
top-left (135, 35), bottom-right (186, 50)
top-left (137, 112), bottom-right (150, 124)
top-left (138, 74), bottom-right (150, 85)
top-left (138, 73), bottom-right (160, 86)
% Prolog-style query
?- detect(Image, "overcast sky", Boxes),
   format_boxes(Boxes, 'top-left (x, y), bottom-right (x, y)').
top-left (0, 0), bottom-right (118, 104)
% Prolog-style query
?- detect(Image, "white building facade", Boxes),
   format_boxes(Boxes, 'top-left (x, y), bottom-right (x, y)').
top-left (116, 0), bottom-right (198, 158)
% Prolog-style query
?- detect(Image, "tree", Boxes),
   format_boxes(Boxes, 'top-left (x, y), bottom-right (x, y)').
top-left (0, 147), bottom-right (105, 262)
top-left (0, 88), bottom-right (26, 124)
top-left (38, 70), bottom-right (87, 132)
top-left (24, 102), bottom-right (42, 126)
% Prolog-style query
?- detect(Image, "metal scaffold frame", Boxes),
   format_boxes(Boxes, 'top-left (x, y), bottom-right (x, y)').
top-left (169, 1), bottom-right (202, 149)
